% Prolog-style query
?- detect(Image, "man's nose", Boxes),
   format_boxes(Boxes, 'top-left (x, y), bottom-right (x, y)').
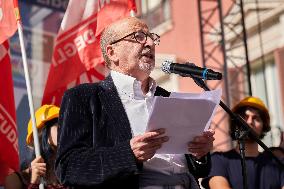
top-left (246, 116), bottom-right (253, 125)
top-left (145, 36), bottom-right (155, 47)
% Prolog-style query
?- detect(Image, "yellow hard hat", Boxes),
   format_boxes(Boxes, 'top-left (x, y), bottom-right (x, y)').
top-left (232, 96), bottom-right (270, 132)
top-left (26, 105), bottom-right (60, 146)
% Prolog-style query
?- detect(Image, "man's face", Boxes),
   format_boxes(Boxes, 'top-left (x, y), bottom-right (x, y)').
top-left (240, 108), bottom-right (264, 138)
top-left (111, 19), bottom-right (156, 80)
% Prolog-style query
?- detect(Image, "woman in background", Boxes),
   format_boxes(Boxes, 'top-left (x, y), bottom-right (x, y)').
top-left (5, 105), bottom-right (67, 189)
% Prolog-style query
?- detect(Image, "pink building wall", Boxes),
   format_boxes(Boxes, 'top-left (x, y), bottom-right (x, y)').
top-left (156, 0), bottom-right (203, 93)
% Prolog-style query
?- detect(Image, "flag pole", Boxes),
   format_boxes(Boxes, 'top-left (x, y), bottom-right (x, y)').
top-left (130, 10), bottom-right (135, 17)
top-left (14, 0), bottom-right (41, 159)
top-left (128, 0), bottom-right (136, 17)
top-left (14, 2), bottom-right (44, 188)
top-left (16, 22), bottom-right (41, 158)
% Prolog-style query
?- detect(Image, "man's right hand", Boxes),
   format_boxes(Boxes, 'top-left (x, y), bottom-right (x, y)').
top-left (130, 128), bottom-right (169, 162)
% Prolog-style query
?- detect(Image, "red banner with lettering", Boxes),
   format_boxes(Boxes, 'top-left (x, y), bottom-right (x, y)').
top-left (42, 0), bottom-right (135, 105)
top-left (0, 41), bottom-right (19, 185)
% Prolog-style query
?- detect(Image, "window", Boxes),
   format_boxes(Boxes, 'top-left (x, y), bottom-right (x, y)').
top-left (250, 59), bottom-right (283, 147)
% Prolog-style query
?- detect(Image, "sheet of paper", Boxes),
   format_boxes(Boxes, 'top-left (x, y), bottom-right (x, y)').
top-left (146, 89), bottom-right (222, 154)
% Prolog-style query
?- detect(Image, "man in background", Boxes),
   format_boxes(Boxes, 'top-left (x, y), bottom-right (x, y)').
top-left (202, 96), bottom-right (284, 189)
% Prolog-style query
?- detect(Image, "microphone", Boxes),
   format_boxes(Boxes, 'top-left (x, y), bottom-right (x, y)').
top-left (161, 60), bottom-right (222, 80)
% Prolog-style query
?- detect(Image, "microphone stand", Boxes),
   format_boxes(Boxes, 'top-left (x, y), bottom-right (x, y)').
top-left (234, 127), bottom-right (249, 189)
top-left (188, 75), bottom-right (284, 189)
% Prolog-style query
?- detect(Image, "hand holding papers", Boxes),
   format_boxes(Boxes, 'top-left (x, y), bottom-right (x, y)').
top-left (146, 89), bottom-right (222, 154)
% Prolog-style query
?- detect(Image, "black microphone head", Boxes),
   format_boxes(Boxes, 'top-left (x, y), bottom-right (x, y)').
top-left (161, 60), bottom-right (172, 74)
top-left (161, 60), bottom-right (222, 80)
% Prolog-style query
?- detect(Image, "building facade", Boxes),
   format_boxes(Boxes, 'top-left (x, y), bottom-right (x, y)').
top-left (12, 0), bottom-right (284, 162)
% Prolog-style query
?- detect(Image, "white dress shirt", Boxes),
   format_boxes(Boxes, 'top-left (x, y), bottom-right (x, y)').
top-left (111, 71), bottom-right (189, 189)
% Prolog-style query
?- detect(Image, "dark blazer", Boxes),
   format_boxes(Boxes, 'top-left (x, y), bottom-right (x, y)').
top-left (55, 75), bottom-right (211, 189)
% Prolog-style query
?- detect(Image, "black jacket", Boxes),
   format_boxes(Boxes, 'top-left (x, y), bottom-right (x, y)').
top-left (55, 75), bottom-right (211, 189)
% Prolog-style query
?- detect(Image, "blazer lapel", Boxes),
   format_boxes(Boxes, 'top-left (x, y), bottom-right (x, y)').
top-left (98, 75), bottom-right (132, 140)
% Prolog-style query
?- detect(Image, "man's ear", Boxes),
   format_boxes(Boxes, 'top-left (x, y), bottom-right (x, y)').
top-left (106, 44), bottom-right (118, 63)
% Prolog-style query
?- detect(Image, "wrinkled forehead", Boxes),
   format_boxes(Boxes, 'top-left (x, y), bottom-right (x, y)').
top-left (113, 17), bottom-right (149, 37)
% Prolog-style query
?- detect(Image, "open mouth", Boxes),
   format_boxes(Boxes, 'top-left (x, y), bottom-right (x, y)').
top-left (141, 52), bottom-right (154, 60)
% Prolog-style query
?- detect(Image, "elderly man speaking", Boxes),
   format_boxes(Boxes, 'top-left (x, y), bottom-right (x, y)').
top-left (55, 17), bottom-right (215, 189)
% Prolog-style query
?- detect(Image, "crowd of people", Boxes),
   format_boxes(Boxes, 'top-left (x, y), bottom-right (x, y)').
top-left (3, 17), bottom-right (284, 189)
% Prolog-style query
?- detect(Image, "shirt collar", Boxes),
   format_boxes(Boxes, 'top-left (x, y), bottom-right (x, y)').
top-left (111, 70), bottom-right (157, 100)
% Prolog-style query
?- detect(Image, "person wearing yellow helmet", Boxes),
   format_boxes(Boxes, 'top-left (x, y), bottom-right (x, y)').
top-left (202, 96), bottom-right (284, 189)
top-left (230, 96), bottom-right (271, 140)
top-left (4, 105), bottom-right (67, 189)
top-left (26, 104), bottom-right (60, 147)
top-left (26, 105), bottom-right (64, 189)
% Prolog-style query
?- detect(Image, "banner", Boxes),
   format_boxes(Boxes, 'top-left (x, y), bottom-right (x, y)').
top-left (42, 0), bottom-right (135, 106)
top-left (0, 0), bottom-right (18, 44)
top-left (0, 41), bottom-right (19, 185)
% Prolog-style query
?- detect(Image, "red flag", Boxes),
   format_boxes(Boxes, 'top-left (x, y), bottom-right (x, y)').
top-left (42, 0), bottom-right (132, 106)
top-left (0, 0), bottom-right (19, 44)
top-left (0, 41), bottom-right (19, 185)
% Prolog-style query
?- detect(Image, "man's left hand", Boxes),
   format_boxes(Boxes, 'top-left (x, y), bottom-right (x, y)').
top-left (187, 129), bottom-right (215, 159)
